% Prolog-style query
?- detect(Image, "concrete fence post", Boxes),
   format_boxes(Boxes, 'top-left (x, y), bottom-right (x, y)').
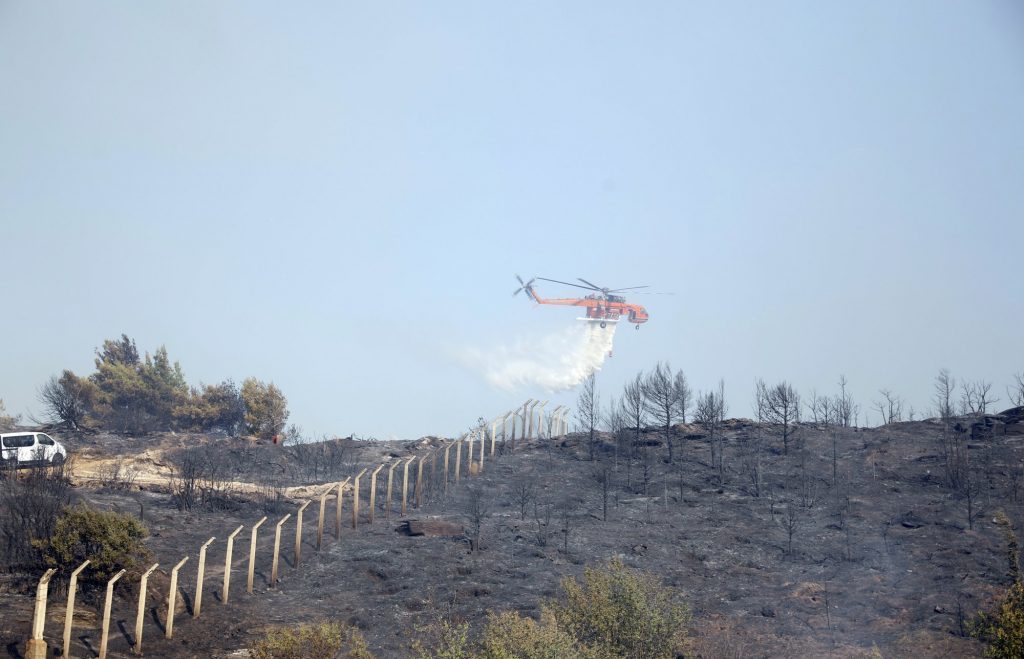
top-left (194, 536), bottom-right (216, 618)
top-left (385, 463), bottom-right (399, 520)
top-left (518, 399), bottom-right (532, 448)
top-left (98, 568), bottom-right (126, 659)
top-left (401, 456), bottom-right (415, 515)
top-left (548, 406), bottom-right (562, 437)
top-left (513, 403), bottom-right (523, 449)
top-left (369, 463), bottom-right (385, 523)
top-left (165, 557), bottom-right (189, 639)
top-left (351, 468), bottom-right (367, 528)
top-left (537, 401), bottom-right (549, 439)
top-left (335, 477), bottom-right (350, 539)
top-left (62, 559), bottom-right (89, 658)
top-left (247, 517), bottom-right (267, 594)
top-left (271, 514), bottom-right (290, 588)
top-left (509, 401), bottom-right (520, 448)
top-left (466, 432), bottom-right (475, 476)
top-left (455, 437), bottom-right (463, 483)
top-left (223, 525), bottom-right (243, 603)
top-left (133, 562), bottom-right (159, 655)
top-left (415, 453), bottom-right (429, 507)
top-left (443, 442), bottom-right (453, 492)
top-left (294, 501), bottom-right (311, 567)
top-left (24, 567), bottom-right (56, 659)
top-left (317, 487), bottom-right (330, 550)
top-left (478, 430), bottom-right (486, 472)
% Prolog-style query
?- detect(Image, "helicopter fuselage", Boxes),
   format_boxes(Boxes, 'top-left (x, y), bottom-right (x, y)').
top-left (524, 290), bottom-right (649, 328)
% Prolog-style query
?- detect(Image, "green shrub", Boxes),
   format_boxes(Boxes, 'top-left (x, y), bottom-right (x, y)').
top-left (479, 609), bottom-right (603, 659)
top-left (38, 334), bottom-right (290, 435)
top-left (413, 616), bottom-right (472, 659)
top-left (412, 560), bottom-right (690, 659)
top-left (972, 581), bottom-right (1024, 658)
top-left (251, 621), bottom-right (373, 659)
top-left (173, 379), bottom-right (246, 434)
top-left (548, 558), bottom-right (691, 659)
top-left (35, 505), bottom-right (151, 586)
top-left (242, 377), bottom-right (289, 439)
top-left (90, 336), bottom-right (188, 433)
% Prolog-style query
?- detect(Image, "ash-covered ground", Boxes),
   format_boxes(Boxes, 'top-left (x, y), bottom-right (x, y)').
top-left (3, 410), bottom-right (1023, 657)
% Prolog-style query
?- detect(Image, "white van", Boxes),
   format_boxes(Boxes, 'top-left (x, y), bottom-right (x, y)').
top-left (0, 432), bottom-right (67, 467)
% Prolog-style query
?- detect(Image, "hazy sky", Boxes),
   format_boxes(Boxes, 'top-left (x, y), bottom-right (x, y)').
top-left (2, 2), bottom-right (1022, 439)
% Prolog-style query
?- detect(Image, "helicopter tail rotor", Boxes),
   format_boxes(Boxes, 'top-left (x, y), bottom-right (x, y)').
top-left (513, 274), bottom-right (536, 297)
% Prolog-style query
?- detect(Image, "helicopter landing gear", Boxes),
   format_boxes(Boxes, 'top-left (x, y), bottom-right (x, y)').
top-left (636, 324), bottom-right (640, 330)
top-left (600, 321), bottom-right (607, 328)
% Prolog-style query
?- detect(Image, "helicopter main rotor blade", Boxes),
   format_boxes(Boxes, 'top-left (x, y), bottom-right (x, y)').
top-left (577, 277), bottom-right (603, 290)
top-left (537, 277), bottom-right (598, 291)
top-left (608, 286), bottom-right (650, 292)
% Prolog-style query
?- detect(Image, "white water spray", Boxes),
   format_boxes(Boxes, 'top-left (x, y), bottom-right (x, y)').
top-left (466, 322), bottom-right (617, 392)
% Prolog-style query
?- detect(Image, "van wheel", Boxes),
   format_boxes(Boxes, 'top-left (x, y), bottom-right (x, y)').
top-left (51, 454), bottom-right (65, 466)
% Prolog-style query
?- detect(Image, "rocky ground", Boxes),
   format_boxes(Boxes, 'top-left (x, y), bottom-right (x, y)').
top-left (2, 409), bottom-right (1023, 657)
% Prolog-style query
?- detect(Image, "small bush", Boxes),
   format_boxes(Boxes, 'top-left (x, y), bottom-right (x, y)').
top-left (479, 609), bottom-right (601, 659)
top-left (250, 621), bottom-right (373, 659)
top-left (412, 560), bottom-right (690, 659)
top-left (413, 615), bottom-right (471, 659)
top-left (242, 377), bottom-right (289, 440)
top-left (972, 581), bottom-right (1024, 658)
top-left (549, 558), bottom-right (691, 659)
top-left (35, 505), bottom-right (151, 587)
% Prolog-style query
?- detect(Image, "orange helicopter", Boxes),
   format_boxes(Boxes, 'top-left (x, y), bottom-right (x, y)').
top-left (513, 275), bottom-right (651, 329)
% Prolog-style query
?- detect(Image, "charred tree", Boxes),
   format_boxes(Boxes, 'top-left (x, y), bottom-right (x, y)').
top-left (643, 362), bottom-right (689, 464)
top-left (576, 374), bottom-right (601, 461)
top-left (756, 379), bottom-right (800, 455)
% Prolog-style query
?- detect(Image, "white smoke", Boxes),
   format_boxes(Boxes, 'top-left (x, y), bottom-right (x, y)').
top-left (466, 322), bottom-right (617, 392)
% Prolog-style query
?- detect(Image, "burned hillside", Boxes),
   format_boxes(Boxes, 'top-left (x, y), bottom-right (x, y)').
top-left (3, 407), bottom-right (1024, 657)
